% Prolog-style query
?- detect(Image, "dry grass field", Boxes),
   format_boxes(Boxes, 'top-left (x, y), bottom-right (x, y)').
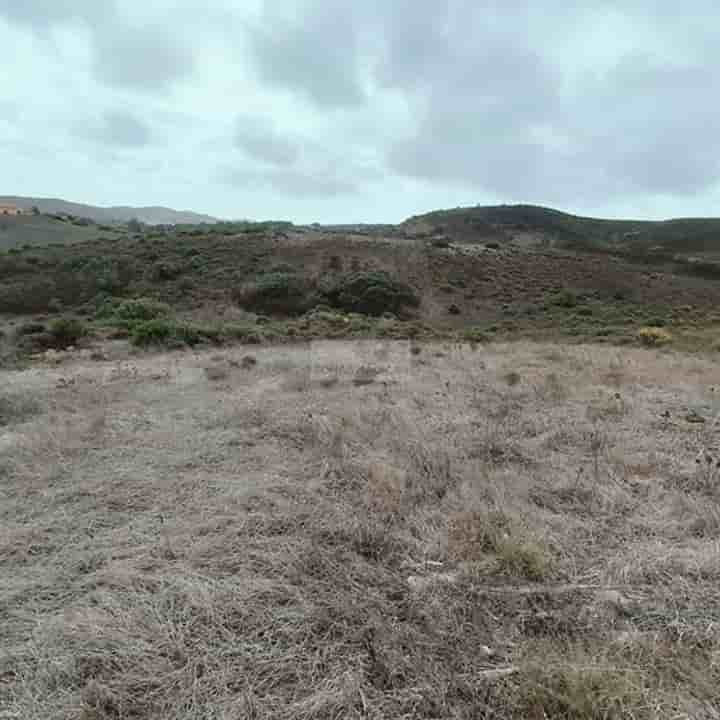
top-left (2, 340), bottom-right (720, 718)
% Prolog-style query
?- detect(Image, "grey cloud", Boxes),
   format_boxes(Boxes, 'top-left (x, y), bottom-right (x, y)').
top-left (234, 116), bottom-right (300, 166)
top-left (89, 109), bottom-right (152, 147)
top-left (371, 0), bottom-right (720, 201)
top-left (0, 2), bottom-right (192, 93)
top-left (568, 57), bottom-right (720, 197)
top-left (91, 21), bottom-right (194, 92)
top-left (246, 2), bottom-right (365, 107)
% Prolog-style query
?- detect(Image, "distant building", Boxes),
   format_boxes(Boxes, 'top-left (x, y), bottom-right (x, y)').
top-left (0, 203), bottom-right (22, 216)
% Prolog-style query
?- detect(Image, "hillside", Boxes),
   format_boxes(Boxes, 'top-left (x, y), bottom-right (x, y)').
top-left (0, 213), bottom-right (125, 250)
top-left (402, 204), bottom-right (720, 259)
top-left (1, 196), bottom-right (220, 226)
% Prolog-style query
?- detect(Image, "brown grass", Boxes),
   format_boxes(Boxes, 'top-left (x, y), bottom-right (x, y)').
top-left (2, 341), bottom-right (720, 718)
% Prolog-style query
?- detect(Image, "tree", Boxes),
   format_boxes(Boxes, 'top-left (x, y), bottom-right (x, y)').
top-left (127, 218), bottom-right (143, 233)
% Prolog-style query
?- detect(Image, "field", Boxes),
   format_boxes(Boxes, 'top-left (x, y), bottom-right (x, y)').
top-left (2, 339), bottom-right (720, 718)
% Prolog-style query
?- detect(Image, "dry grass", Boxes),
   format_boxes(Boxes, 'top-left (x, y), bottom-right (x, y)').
top-left (2, 340), bottom-right (720, 718)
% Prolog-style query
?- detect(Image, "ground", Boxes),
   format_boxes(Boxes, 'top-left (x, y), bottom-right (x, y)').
top-left (2, 339), bottom-right (720, 718)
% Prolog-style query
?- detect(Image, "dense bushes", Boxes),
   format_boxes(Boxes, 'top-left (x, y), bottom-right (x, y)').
top-left (319, 271), bottom-right (420, 317)
top-left (233, 272), bottom-right (317, 316)
top-left (233, 270), bottom-right (420, 318)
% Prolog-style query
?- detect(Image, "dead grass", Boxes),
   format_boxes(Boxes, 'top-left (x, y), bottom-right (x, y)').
top-left (2, 340), bottom-right (720, 718)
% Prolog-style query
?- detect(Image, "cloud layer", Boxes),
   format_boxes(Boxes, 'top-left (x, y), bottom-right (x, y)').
top-left (2, 0), bottom-right (719, 222)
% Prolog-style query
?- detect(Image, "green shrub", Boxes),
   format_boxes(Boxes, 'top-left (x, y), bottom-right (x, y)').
top-left (224, 324), bottom-right (264, 344)
top-left (130, 319), bottom-right (176, 346)
top-left (233, 272), bottom-right (316, 316)
top-left (130, 319), bottom-right (220, 348)
top-left (552, 289), bottom-right (579, 308)
top-left (48, 317), bottom-right (87, 348)
top-left (109, 298), bottom-right (172, 324)
top-left (319, 271), bottom-right (420, 317)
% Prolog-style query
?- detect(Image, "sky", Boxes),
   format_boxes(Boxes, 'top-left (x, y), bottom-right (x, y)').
top-left (2, 0), bottom-right (719, 223)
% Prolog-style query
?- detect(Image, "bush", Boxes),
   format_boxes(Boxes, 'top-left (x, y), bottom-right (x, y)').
top-left (233, 273), bottom-right (316, 316)
top-left (130, 319), bottom-right (220, 348)
top-left (552, 289), bottom-right (579, 308)
top-left (15, 322), bottom-right (46, 336)
top-left (319, 271), bottom-right (420, 317)
top-left (48, 318), bottom-right (87, 348)
top-left (130, 319), bottom-right (177, 346)
top-left (637, 326), bottom-right (672, 347)
top-left (104, 297), bottom-right (172, 324)
top-left (147, 261), bottom-right (184, 281)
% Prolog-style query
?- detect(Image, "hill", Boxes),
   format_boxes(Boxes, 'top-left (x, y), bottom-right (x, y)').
top-left (0, 213), bottom-right (125, 250)
top-left (402, 204), bottom-right (720, 259)
top-left (0, 196), bottom-right (220, 225)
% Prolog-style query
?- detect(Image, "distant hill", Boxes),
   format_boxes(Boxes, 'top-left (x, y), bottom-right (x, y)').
top-left (402, 204), bottom-right (720, 260)
top-left (0, 196), bottom-right (220, 226)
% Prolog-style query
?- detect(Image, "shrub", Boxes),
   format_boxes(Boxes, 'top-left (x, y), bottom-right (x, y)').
top-left (637, 326), bottom-right (672, 347)
top-left (319, 271), bottom-right (420, 317)
top-left (130, 319), bottom-right (176, 346)
top-left (495, 538), bottom-right (551, 580)
top-left (147, 261), bottom-right (184, 281)
top-left (552, 289), bottom-right (579, 308)
top-left (48, 318), bottom-right (87, 348)
top-left (130, 319), bottom-right (219, 348)
top-left (109, 298), bottom-right (171, 324)
top-left (233, 273), bottom-right (316, 316)
top-left (15, 322), bottom-right (46, 336)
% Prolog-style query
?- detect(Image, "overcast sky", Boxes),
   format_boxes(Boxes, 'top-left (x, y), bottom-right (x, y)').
top-left (2, 1), bottom-right (719, 223)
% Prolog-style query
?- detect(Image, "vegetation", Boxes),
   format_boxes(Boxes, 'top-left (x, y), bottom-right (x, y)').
top-left (3, 342), bottom-right (720, 717)
top-left (637, 326), bottom-right (673, 347)
top-left (319, 271), bottom-right (421, 316)
top-left (233, 272), bottom-right (317, 315)
top-left (48, 317), bottom-right (87, 348)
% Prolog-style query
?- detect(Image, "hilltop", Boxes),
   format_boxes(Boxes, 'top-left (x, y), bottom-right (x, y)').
top-left (402, 204), bottom-right (720, 260)
top-left (0, 196), bottom-right (220, 226)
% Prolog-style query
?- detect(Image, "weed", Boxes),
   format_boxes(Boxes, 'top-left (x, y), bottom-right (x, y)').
top-left (637, 327), bottom-right (672, 347)
top-left (495, 538), bottom-right (551, 580)
top-left (515, 663), bottom-right (647, 719)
